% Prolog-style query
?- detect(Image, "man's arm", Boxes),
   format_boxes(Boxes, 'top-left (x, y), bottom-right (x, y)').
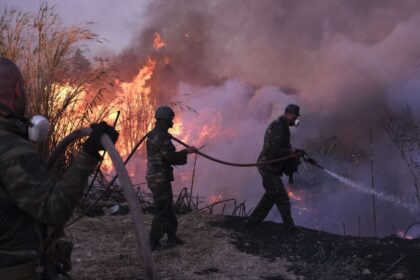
top-left (159, 135), bottom-right (188, 166)
top-left (0, 135), bottom-right (98, 228)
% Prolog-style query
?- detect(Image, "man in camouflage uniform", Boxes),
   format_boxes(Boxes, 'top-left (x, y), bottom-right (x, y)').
top-left (0, 58), bottom-right (118, 279)
top-left (248, 104), bottom-right (304, 231)
top-left (146, 106), bottom-right (197, 250)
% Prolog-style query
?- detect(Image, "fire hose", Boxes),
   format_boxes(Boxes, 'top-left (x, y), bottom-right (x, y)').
top-left (47, 129), bottom-right (322, 280)
top-left (54, 131), bottom-right (320, 229)
top-left (47, 128), bottom-right (154, 280)
top-left (171, 135), bottom-right (322, 168)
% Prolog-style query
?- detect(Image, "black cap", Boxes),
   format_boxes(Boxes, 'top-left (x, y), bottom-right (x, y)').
top-left (285, 104), bottom-right (300, 116)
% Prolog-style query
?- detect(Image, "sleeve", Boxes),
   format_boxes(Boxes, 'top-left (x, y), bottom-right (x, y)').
top-left (0, 138), bottom-right (99, 228)
top-left (266, 122), bottom-right (292, 156)
top-left (159, 135), bottom-right (188, 166)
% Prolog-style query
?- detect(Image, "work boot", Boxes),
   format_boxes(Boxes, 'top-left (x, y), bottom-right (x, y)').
top-left (283, 216), bottom-right (296, 234)
top-left (284, 223), bottom-right (297, 234)
top-left (149, 238), bottom-right (162, 251)
top-left (166, 233), bottom-right (184, 249)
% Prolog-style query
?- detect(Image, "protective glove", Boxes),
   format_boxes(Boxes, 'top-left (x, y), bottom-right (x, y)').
top-left (295, 149), bottom-right (306, 157)
top-left (306, 157), bottom-right (318, 166)
top-left (83, 121), bottom-right (119, 159)
top-left (185, 146), bottom-right (198, 154)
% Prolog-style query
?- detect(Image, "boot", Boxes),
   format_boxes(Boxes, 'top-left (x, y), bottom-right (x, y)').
top-left (149, 237), bottom-right (162, 251)
top-left (282, 215), bottom-right (296, 234)
top-left (278, 203), bottom-right (296, 233)
top-left (166, 233), bottom-right (184, 249)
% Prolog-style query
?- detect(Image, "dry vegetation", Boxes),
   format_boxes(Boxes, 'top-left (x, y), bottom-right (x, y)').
top-left (0, 3), bottom-right (117, 174)
top-left (67, 212), bottom-right (297, 280)
top-left (67, 211), bottom-right (420, 280)
top-left (384, 107), bottom-right (420, 200)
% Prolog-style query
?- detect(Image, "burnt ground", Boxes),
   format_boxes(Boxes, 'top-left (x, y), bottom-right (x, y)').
top-left (213, 216), bottom-right (420, 280)
top-left (68, 211), bottom-right (420, 280)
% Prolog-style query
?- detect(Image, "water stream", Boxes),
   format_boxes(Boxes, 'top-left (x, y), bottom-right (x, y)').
top-left (323, 168), bottom-right (419, 214)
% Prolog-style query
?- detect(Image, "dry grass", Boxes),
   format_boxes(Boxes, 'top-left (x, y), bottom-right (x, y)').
top-left (67, 212), bottom-right (297, 280)
top-left (0, 3), bottom-right (114, 168)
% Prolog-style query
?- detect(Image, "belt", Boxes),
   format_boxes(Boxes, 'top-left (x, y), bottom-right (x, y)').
top-left (0, 260), bottom-right (38, 280)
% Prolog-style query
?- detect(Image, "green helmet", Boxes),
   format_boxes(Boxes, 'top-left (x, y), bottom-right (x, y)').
top-left (155, 106), bottom-right (175, 122)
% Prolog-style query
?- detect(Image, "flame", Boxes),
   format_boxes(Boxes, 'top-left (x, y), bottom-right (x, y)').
top-left (288, 191), bottom-right (303, 201)
top-left (153, 32), bottom-right (166, 50)
top-left (209, 194), bottom-right (223, 204)
top-left (51, 36), bottom-right (160, 177)
top-left (397, 230), bottom-right (414, 240)
top-left (100, 57), bottom-right (157, 173)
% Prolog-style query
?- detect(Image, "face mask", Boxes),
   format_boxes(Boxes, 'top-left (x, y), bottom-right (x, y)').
top-left (28, 115), bottom-right (50, 143)
top-left (0, 103), bottom-right (49, 143)
top-left (294, 118), bottom-right (300, 127)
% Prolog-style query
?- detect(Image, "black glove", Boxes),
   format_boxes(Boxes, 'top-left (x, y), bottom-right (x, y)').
top-left (295, 149), bottom-right (306, 157)
top-left (305, 156), bottom-right (319, 166)
top-left (83, 121), bottom-right (119, 158)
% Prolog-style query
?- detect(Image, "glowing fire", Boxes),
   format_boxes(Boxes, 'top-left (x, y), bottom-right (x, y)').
top-left (100, 57), bottom-right (157, 173)
top-left (53, 31), bottom-right (161, 176)
top-left (288, 191), bottom-right (303, 201)
top-left (397, 230), bottom-right (413, 240)
top-left (209, 194), bottom-right (223, 204)
top-left (153, 32), bottom-right (166, 50)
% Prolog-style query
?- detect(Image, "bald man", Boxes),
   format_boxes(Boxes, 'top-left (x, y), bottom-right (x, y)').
top-left (0, 58), bottom-right (117, 280)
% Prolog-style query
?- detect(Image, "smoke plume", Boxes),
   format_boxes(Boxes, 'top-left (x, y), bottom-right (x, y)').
top-left (118, 0), bottom-right (420, 236)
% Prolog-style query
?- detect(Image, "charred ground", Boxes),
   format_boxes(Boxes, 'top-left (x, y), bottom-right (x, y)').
top-left (68, 211), bottom-right (419, 280)
top-left (214, 216), bottom-right (420, 280)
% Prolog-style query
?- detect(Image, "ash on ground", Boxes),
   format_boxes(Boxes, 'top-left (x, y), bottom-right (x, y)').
top-left (68, 212), bottom-right (419, 280)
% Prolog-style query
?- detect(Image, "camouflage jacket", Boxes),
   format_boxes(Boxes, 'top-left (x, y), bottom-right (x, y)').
top-left (146, 122), bottom-right (187, 184)
top-left (0, 116), bottom-right (98, 267)
top-left (258, 116), bottom-right (293, 174)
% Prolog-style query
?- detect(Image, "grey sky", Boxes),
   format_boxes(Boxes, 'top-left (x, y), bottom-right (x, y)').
top-left (0, 0), bottom-right (151, 53)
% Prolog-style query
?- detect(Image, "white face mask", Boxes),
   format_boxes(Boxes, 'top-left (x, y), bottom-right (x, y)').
top-left (28, 115), bottom-right (50, 143)
top-left (294, 118), bottom-right (300, 127)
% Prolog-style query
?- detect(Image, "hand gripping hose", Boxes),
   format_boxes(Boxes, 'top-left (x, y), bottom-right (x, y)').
top-left (47, 128), bottom-right (154, 280)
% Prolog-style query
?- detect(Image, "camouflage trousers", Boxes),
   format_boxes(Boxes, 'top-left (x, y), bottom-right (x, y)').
top-left (147, 181), bottom-right (178, 242)
top-left (249, 171), bottom-right (295, 227)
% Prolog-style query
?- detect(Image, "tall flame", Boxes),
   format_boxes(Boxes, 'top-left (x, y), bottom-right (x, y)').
top-left (101, 57), bottom-right (157, 172)
top-left (153, 32), bottom-right (166, 50)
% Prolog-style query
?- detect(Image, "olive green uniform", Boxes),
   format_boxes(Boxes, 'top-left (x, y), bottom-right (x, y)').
top-left (249, 116), bottom-right (295, 227)
top-left (146, 121), bottom-right (187, 243)
top-left (0, 116), bottom-right (99, 278)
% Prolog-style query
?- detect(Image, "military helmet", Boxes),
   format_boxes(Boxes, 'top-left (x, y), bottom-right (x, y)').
top-left (285, 104), bottom-right (300, 116)
top-left (155, 106), bottom-right (175, 122)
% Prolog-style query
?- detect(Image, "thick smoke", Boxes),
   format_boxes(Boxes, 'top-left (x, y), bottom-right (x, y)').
top-left (120, 0), bottom-right (420, 236)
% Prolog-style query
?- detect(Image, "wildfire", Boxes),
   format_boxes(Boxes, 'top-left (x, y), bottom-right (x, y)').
top-left (100, 57), bottom-right (157, 173)
top-left (153, 32), bottom-right (166, 50)
top-left (397, 230), bottom-right (414, 240)
top-left (288, 191), bottom-right (303, 201)
top-left (209, 194), bottom-right (223, 204)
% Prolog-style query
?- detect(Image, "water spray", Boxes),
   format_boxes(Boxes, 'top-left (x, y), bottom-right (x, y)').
top-left (173, 136), bottom-right (419, 214)
top-left (301, 154), bottom-right (419, 214)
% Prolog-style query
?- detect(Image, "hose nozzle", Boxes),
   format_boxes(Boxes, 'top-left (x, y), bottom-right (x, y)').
top-left (302, 154), bottom-right (324, 170)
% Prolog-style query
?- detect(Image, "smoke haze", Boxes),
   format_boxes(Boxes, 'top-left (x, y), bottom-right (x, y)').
top-left (117, 0), bottom-right (420, 236)
top-left (6, 0), bottom-right (420, 236)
